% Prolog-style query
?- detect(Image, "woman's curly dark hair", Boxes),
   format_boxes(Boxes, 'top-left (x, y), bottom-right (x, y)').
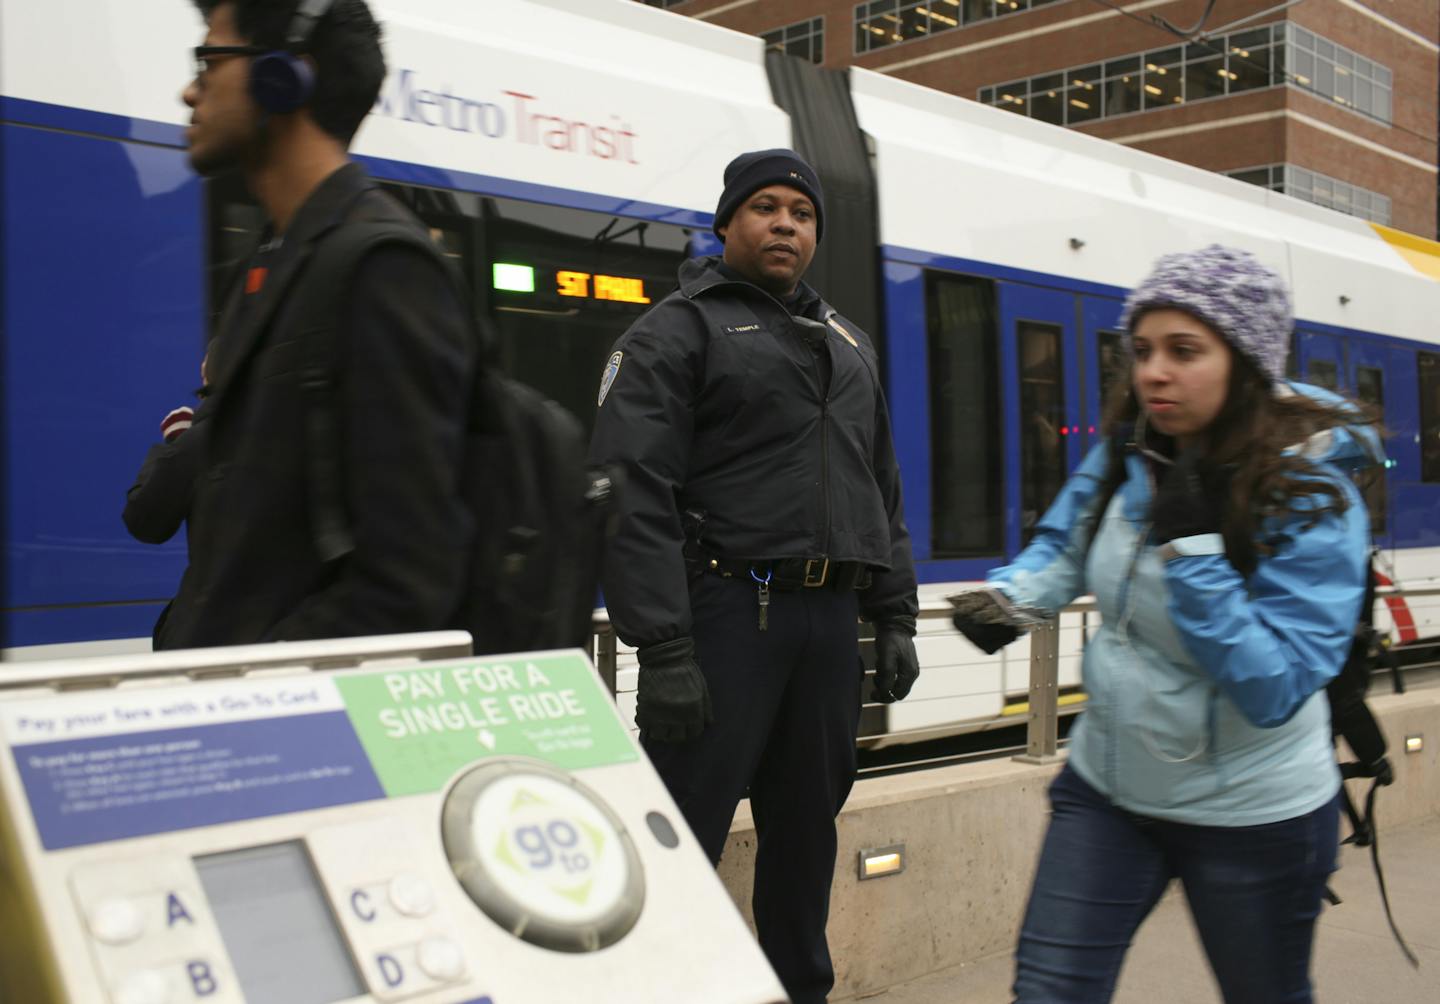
top-left (1102, 349), bottom-right (1377, 576)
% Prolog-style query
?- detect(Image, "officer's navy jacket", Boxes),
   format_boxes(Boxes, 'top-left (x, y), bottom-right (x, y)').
top-left (590, 255), bottom-right (919, 649)
top-left (988, 383), bottom-right (1378, 825)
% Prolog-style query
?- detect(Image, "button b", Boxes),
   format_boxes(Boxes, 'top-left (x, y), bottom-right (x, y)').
top-left (114, 969), bottom-right (171, 1004)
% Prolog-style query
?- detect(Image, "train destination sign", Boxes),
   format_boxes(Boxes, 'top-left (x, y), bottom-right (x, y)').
top-left (492, 262), bottom-right (652, 306)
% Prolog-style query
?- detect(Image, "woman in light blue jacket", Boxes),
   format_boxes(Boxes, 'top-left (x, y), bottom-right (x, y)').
top-left (951, 245), bottom-right (1378, 1004)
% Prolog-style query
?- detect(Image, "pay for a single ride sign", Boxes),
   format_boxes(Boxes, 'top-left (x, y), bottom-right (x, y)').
top-left (334, 651), bottom-right (638, 797)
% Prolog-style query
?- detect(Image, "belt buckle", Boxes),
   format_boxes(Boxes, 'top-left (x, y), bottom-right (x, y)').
top-left (803, 558), bottom-right (829, 588)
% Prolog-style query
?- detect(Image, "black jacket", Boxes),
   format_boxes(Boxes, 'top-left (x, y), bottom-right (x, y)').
top-left (156, 164), bottom-right (475, 649)
top-left (589, 256), bottom-right (918, 649)
top-left (123, 422), bottom-right (206, 545)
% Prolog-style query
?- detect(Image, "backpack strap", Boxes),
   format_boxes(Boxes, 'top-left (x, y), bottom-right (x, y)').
top-left (293, 219), bottom-right (452, 563)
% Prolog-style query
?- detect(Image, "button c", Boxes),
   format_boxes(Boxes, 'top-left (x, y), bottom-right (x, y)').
top-left (113, 968), bottom-right (172, 1004)
top-left (89, 897), bottom-right (144, 945)
top-left (387, 873), bottom-right (435, 918)
top-left (415, 935), bottom-right (466, 983)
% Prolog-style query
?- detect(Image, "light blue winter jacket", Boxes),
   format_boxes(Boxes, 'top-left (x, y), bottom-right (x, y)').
top-left (988, 383), bottom-right (1377, 826)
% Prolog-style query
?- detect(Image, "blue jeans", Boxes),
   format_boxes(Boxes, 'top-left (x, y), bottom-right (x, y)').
top-left (1013, 765), bottom-right (1340, 1004)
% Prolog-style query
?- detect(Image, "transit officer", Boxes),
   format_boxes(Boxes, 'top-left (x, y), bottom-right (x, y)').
top-left (589, 149), bottom-right (920, 1003)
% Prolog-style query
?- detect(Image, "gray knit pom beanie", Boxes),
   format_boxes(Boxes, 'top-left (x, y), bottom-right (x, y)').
top-left (1119, 244), bottom-right (1292, 385)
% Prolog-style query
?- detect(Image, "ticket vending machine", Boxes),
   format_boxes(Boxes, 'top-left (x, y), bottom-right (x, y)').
top-left (0, 634), bottom-right (786, 1004)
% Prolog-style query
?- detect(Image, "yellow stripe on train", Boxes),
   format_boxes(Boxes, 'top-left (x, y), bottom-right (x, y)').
top-left (1371, 223), bottom-right (1440, 282)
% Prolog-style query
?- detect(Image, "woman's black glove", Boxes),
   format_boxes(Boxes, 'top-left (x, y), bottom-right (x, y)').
top-left (947, 589), bottom-right (1022, 655)
top-left (635, 637), bottom-right (713, 743)
top-left (1150, 451), bottom-right (1233, 544)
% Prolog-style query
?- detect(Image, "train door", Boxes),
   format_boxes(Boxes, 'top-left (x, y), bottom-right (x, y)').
top-left (997, 285), bottom-right (1081, 553)
top-left (1295, 329), bottom-right (1345, 392)
top-left (1080, 296), bottom-right (1127, 456)
top-left (1348, 340), bottom-right (1406, 552)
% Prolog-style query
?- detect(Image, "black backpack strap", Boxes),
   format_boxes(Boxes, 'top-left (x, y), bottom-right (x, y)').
top-left (1351, 776), bottom-right (1420, 968)
top-left (293, 219), bottom-right (450, 563)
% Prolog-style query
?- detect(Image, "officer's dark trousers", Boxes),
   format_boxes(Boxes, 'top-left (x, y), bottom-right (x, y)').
top-left (643, 572), bottom-right (863, 1004)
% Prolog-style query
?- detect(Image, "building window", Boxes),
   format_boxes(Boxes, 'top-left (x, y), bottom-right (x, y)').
top-left (1288, 166), bottom-right (1391, 224)
top-left (762, 17), bottom-right (824, 64)
top-left (979, 25), bottom-right (1283, 123)
top-left (1286, 24), bottom-right (1392, 123)
top-left (977, 23), bottom-right (1391, 127)
top-left (1225, 164), bottom-right (1391, 225)
top-left (1224, 164), bottom-right (1285, 191)
top-left (855, 0), bottom-right (1062, 54)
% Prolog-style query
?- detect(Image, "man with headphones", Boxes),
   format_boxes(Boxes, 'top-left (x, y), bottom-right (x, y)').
top-left (159, 0), bottom-right (476, 649)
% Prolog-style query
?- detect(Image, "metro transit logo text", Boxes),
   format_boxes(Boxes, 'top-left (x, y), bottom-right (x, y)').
top-left (374, 69), bottom-right (640, 163)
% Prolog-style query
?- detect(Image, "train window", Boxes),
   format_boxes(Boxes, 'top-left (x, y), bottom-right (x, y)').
top-left (1307, 358), bottom-right (1339, 391)
top-left (1018, 321), bottom-right (1066, 543)
top-left (1096, 331), bottom-right (1128, 409)
top-left (433, 192), bottom-right (690, 440)
top-left (1420, 352), bottom-right (1440, 483)
top-left (1354, 365), bottom-right (1386, 533)
top-left (205, 178), bottom-right (692, 440)
top-left (926, 274), bottom-right (1003, 557)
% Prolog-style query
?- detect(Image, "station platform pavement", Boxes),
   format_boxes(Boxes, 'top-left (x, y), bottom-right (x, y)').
top-left (842, 812), bottom-right (1439, 1003)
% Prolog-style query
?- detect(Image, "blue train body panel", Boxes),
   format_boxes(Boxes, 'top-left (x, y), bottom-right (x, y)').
top-left (3, 123), bottom-right (203, 646)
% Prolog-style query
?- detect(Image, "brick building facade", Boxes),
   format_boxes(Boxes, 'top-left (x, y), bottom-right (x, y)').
top-left (642, 0), bottom-right (1439, 238)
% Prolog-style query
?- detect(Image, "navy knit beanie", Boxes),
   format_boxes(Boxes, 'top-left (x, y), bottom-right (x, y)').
top-left (712, 148), bottom-right (825, 242)
top-left (1120, 244), bottom-right (1292, 385)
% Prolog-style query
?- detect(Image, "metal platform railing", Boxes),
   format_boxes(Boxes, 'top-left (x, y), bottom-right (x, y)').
top-left (591, 583), bottom-right (1440, 767)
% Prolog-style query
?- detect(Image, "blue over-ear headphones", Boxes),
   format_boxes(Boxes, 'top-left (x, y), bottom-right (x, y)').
top-left (250, 0), bottom-right (338, 114)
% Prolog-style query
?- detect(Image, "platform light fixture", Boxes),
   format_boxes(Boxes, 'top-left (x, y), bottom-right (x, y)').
top-left (858, 843), bottom-right (906, 881)
top-left (1405, 734), bottom-right (1423, 754)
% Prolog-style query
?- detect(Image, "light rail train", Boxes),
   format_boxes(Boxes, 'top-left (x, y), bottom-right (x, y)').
top-left (4, 0), bottom-right (1439, 745)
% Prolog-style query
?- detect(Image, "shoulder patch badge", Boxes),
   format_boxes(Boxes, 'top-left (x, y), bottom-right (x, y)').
top-left (827, 317), bottom-right (859, 348)
top-left (598, 351), bottom-right (624, 407)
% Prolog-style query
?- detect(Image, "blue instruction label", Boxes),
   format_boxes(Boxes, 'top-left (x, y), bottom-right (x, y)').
top-left (13, 711), bottom-right (384, 849)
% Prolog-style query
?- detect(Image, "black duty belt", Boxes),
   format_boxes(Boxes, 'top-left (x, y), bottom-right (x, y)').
top-left (694, 555), bottom-right (872, 591)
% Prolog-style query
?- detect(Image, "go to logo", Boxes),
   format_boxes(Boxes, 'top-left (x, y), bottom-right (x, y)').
top-left (494, 787), bottom-right (608, 906)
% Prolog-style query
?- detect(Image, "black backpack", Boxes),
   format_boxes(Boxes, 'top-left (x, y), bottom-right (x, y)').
top-left (292, 217), bottom-right (619, 655)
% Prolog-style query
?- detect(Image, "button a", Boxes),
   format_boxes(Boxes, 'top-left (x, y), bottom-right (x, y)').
top-left (88, 896), bottom-right (144, 945)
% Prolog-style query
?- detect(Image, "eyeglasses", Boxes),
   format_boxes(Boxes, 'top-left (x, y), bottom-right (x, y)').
top-left (192, 44), bottom-right (267, 80)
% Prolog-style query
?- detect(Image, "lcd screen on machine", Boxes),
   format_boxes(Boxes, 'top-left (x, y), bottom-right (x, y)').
top-left (196, 841), bottom-right (365, 1003)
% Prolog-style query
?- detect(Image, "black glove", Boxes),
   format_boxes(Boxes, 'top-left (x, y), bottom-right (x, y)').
top-left (1151, 451), bottom-right (1233, 545)
top-left (948, 589), bottom-right (1020, 655)
top-left (871, 616), bottom-right (919, 703)
top-left (635, 637), bottom-right (713, 743)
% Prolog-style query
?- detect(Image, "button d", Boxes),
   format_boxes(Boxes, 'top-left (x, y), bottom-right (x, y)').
top-left (415, 935), bottom-right (466, 983)
top-left (89, 897), bottom-right (144, 945)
